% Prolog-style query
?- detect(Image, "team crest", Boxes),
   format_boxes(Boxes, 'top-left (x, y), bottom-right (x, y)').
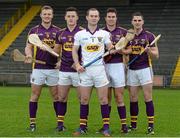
top-left (97, 37), bottom-right (103, 42)
top-left (140, 39), bottom-right (146, 45)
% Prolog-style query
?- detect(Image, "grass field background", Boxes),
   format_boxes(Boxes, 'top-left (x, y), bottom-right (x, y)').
top-left (0, 86), bottom-right (180, 137)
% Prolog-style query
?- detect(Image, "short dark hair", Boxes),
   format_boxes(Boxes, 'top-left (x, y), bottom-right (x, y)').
top-left (131, 12), bottom-right (144, 20)
top-left (106, 8), bottom-right (117, 16)
top-left (65, 7), bottom-right (78, 15)
top-left (41, 5), bottom-right (53, 13)
top-left (86, 8), bottom-right (99, 16)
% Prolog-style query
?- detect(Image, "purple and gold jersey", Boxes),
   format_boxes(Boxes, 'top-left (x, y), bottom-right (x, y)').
top-left (103, 26), bottom-right (127, 63)
top-left (128, 29), bottom-right (156, 70)
top-left (56, 26), bottom-right (83, 72)
top-left (28, 24), bottom-right (60, 69)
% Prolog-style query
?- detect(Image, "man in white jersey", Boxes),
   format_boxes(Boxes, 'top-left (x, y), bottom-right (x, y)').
top-left (72, 8), bottom-right (115, 137)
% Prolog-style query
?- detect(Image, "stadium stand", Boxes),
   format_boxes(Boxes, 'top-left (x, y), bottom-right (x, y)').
top-left (0, 3), bottom-right (25, 28)
top-left (0, 0), bottom-right (179, 87)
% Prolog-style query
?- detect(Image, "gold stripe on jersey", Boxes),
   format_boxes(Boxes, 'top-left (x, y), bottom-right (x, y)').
top-left (32, 46), bottom-right (37, 69)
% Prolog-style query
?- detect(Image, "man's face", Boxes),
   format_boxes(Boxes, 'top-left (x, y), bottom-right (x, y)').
top-left (65, 11), bottom-right (78, 26)
top-left (105, 12), bottom-right (117, 26)
top-left (40, 9), bottom-right (53, 24)
top-left (132, 16), bottom-right (144, 30)
top-left (86, 10), bottom-right (100, 26)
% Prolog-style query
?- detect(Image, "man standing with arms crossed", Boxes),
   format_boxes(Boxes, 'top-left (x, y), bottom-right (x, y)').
top-left (54, 7), bottom-right (83, 131)
top-left (72, 8), bottom-right (114, 137)
top-left (102, 7), bottom-right (132, 133)
top-left (25, 5), bottom-right (60, 132)
top-left (127, 12), bottom-right (159, 135)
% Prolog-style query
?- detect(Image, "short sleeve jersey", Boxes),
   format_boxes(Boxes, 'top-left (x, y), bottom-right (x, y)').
top-left (28, 24), bottom-right (60, 69)
top-left (74, 27), bottom-right (111, 66)
top-left (103, 26), bottom-right (127, 63)
top-left (56, 26), bottom-right (83, 72)
top-left (128, 29), bottom-right (156, 70)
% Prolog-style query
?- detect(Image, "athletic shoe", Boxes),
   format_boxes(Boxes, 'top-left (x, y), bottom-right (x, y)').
top-left (56, 125), bottom-right (66, 132)
top-left (27, 124), bottom-right (36, 132)
top-left (147, 127), bottom-right (154, 135)
top-left (73, 127), bottom-right (87, 136)
top-left (128, 125), bottom-right (137, 131)
top-left (102, 129), bottom-right (111, 137)
top-left (121, 126), bottom-right (130, 134)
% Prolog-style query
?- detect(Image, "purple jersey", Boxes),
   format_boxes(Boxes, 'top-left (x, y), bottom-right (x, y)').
top-left (128, 29), bottom-right (156, 70)
top-left (28, 24), bottom-right (60, 69)
top-left (56, 26), bottom-right (83, 72)
top-left (103, 26), bottom-right (127, 63)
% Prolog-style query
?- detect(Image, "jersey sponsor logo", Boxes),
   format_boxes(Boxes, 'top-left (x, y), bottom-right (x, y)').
top-left (43, 38), bottom-right (55, 48)
top-left (131, 45), bottom-right (145, 54)
top-left (85, 44), bottom-right (100, 52)
top-left (63, 42), bottom-right (73, 51)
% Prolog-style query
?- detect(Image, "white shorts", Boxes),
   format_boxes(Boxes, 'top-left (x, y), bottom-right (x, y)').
top-left (127, 67), bottom-right (153, 86)
top-left (30, 69), bottom-right (59, 86)
top-left (105, 63), bottom-right (126, 88)
top-left (79, 65), bottom-right (109, 88)
top-left (58, 71), bottom-right (79, 87)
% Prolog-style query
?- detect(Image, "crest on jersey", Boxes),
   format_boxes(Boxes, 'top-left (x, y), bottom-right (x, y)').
top-left (140, 39), bottom-right (146, 45)
top-left (97, 37), bottom-right (103, 42)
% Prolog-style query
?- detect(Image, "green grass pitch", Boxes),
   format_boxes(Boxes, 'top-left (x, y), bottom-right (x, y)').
top-left (0, 86), bottom-right (180, 137)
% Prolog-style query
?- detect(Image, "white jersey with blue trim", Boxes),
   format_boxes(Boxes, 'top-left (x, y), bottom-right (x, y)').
top-left (74, 28), bottom-right (111, 66)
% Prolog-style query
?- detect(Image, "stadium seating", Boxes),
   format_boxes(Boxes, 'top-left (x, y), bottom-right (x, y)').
top-left (0, 0), bottom-right (180, 86)
top-left (0, 2), bottom-right (25, 28)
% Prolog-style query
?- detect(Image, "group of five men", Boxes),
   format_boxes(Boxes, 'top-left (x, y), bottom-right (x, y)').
top-left (25, 5), bottom-right (159, 136)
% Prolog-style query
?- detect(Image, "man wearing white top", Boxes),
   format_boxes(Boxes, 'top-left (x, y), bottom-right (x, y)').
top-left (72, 8), bottom-right (114, 137)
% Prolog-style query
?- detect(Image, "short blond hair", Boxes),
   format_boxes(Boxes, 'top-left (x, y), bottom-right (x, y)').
top-left (41, 5), bottom-right (53, 13)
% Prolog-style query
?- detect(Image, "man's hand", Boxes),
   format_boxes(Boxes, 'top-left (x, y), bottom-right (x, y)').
top-left (75, 63), bottom-right (85, 73)
top-left (55, 61), bottom-right (61, 69)
top-left (24, 55), bottom-right (32, 63)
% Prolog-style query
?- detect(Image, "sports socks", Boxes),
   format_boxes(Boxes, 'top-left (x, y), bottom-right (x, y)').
top-left (145, 101), bottom-right (154, 128)
top-left (29, 101), bottom-right (38, 125)
top-left (117, 106), bottom-right (127, 130)
top-left (130, 102), bottom-right (138, 128)
top-left (101, 104), bottom-right (110, 130)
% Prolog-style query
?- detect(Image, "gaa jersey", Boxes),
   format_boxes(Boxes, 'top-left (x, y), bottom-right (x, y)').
top-left (103, 26), bottom-right (127, 63)
top-left (128, 29), bottom-right (156, 70)
top-left (74, 27), bottom-right (111, 66)
top-left (56, 26), bottom-right (83, 72)
top-left (28, 24), bottom-right (60, 69)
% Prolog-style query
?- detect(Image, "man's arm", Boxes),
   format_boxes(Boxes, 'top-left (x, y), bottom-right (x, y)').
top-left (72, 45), bottom-right (85, 72)
top-left (53, 44), bottom-right (62, 68)
top-left (24, 42), bottom-right (33, 63)
top-left (146, 46), bottom-right (159, 59)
